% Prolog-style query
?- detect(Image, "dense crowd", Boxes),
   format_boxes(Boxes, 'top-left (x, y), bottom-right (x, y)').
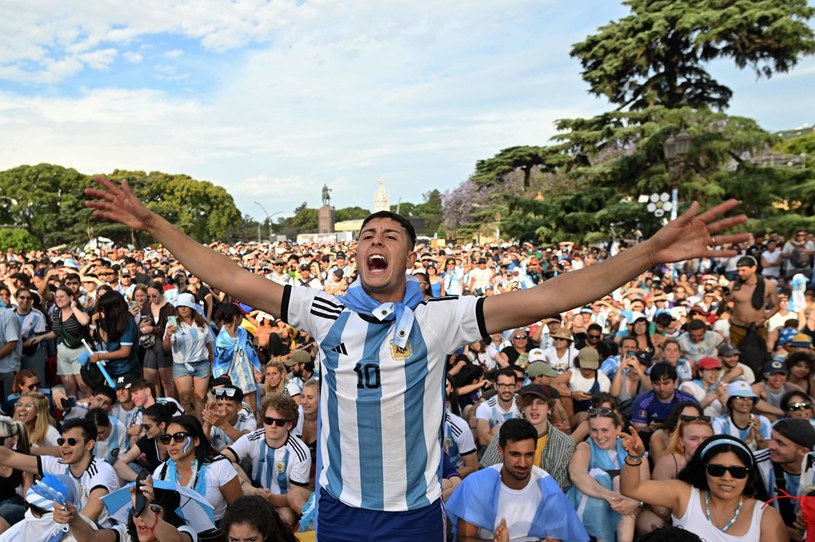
top-left (0, 223), bottom-right (814, 542)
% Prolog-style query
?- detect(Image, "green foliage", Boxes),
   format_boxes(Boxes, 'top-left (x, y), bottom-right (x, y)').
top-left (571, 0), bottom-right (815, 110)
top-left (335, 206), bottom-right (371, 222)
top-left (776, 133), bottom-right (815, 156)
top-left (0, 228), bottom-right (41, 252)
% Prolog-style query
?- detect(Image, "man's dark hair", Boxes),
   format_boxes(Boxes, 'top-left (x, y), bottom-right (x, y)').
top-left (620, 335), bottom-right (639, 348)
top-left (655, 312), bottom-right (674, 328)
top-left (498, 418), bottom-right (537, 448)
top-left (130, 379), bottom-right (156, 397)
top-left (63, 418), bottom-right (98, 442)
top-left (637, 527), bottom-right (702, 542)
top-left (587, 323), bottom-right (602, 334)
top-left (360, 211), bottom-right (417, 248)
top-left (85, 407), bottom-right (111, 428)
top-left (495, 366), bottom-right (518, 382)
top-left (650, 362), bottom-right (678, 382)
top-left (10, 272), bottom-right (31, 288)
top-left (687, 319), bottom-right (707, 331)
top-left (93, 385), bottom-right (117, 405)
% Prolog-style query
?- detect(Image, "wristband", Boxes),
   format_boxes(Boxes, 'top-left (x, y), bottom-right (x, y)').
top-left (627, 451), bottom-right (646, 459)
top-left (624, 457), bottom-right (643, 466)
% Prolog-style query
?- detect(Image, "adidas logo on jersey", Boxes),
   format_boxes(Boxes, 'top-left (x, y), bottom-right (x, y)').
top-left (330, 343), bottom-right (348, 355)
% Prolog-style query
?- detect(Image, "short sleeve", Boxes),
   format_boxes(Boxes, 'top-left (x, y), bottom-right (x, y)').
top-left (475, 401), bottom-right (491, 422)
top-left (88, 461), bottom-right (120, 494)
top-left (227, 430), bottom-right (258, 462)
top-left (120, 319), bottom-right (138, 346)
top-left (288, 436), bottom-right (311, 486)
top-left (211, 457), bottom-right (238, 483)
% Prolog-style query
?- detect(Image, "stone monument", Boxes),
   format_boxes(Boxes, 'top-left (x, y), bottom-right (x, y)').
top-left (318, 184), bottom-right (335, 234)
top-left (374, 181), bottom-right (390, 213)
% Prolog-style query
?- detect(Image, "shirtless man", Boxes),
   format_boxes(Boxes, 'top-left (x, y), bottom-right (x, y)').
top-left (726, 255), bottom-right (780, 347)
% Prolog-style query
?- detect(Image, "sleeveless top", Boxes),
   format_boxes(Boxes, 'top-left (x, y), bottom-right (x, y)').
top-left (672, 487), bottom-right (765, 542)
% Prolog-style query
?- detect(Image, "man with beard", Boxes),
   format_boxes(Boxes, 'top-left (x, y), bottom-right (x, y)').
top-left (767, 418), bottom-right (815, 541)
top-left (476, 367), bottom-right (521, 447)
top-left (446, 418), bottom-right (588, 542)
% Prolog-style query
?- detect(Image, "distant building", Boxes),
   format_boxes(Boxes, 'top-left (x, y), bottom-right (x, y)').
top-left (374, 181), bottom-right (390, 213)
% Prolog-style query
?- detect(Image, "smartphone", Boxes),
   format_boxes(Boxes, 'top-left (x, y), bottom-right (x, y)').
top-left (133, 469), bottom-right (150, 516)
top-left (167, 316), bottom-right (177, 327)
top-left (61, 397), bottom-right (77, 409)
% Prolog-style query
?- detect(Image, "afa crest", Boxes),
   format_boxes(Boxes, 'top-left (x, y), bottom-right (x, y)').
top-left (390, 343), bottom-right (412, 361)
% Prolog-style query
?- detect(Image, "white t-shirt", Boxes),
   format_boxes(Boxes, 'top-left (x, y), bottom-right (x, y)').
top-left (152, 457), bottom-right (237, 521)
top-left (38, 455), bottom-right (120, 526)
top-left (477, 465), bottom-right (543, 541)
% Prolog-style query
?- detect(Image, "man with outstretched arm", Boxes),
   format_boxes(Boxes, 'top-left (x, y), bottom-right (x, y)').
top-left (86, 177), bottom-right (747, 541)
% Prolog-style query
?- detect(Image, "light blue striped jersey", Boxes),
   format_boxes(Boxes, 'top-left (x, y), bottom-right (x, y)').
top-left (444, 410), bottom-right (477, 469)
top-left (226, 429), bottom-right (311, 494)
top-left (16, 308), bottom-right (46, 340)
top-left (475, 394), bottom-right (522, 429)
top-left (168, 321), bottom-right (214, 365)
top-left (712, 413), bottom-right (772, 450)
top-left (284, 286), bottom-right (484, 511)
top-left (94, 416), bottom-right (128, 465)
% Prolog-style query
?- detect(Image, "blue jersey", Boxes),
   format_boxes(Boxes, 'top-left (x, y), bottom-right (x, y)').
top-left (285, 286), bottom-right (483, 512)
top-left (630, 388), bottom-right (699, 425)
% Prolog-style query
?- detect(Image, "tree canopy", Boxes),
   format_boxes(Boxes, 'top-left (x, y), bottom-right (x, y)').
top-left (571, 0), bottom-right (815, 110)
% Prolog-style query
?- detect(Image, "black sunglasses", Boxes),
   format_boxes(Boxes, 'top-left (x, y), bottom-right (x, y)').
top-left (679, 414), bottom-right (711, 423)
top-left (264, 417), bottom-right (288, 427)
top-left (25, 381), bottom-right (40, 388)
top-left (57, 437), bottom-right (82, 446)
top-left (787, 402), bottom-right (813, 411)
top-left (587, 334), bottom-right (601, 339)
top-left (588, 407), bottom-right (616, 417)
top-left (159, 431), bottom-right (192, 445)
top-left (705, 464), bottom-right (749, 479)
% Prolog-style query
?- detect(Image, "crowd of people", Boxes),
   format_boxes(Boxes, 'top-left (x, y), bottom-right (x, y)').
top-left (1, 187), bottom-right (815, 542)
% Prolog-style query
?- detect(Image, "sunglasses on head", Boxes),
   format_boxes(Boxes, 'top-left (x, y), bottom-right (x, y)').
top-left (705, 464), bottom-right (749, 479)
top-left (679, 414), bottom-right (711, 423)
top-left (264, 417), bottom-right (288, 427)
top-left (159, 431), bottom-right (191, 445)
top-left (588, 407), bottom-right (615, 417)
top-left (214, 387), bottom-right (238, 398)
top-left (57, 437), bottom-right (82, 446)
top-left (787, 402), bottom-right (813, 411)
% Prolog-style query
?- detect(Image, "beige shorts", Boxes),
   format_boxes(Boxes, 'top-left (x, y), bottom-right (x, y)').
top-left (57, 343), bottom-right (85, 376)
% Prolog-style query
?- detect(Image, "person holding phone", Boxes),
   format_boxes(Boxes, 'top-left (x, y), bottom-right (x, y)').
top-left (91, 291), bottom-right (141, 379)
top-left (163, 293), bottom-right (213, 418)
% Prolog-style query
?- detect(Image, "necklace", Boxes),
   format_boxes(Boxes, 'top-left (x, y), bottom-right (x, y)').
top-left (705, 490), bottom-right (743, 533)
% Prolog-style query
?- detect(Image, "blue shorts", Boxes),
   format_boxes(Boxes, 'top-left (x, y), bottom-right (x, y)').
top-left (172, 359), bottom-right (211, 380)
top-left (316, 487), bottom-right (445, 542)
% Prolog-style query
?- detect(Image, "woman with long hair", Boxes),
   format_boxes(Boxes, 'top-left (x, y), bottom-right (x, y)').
top-left (621, 433), bottom-right (786, 541)
top-left (213, 304), bottom-right (262, 413)
top-left (114, 402), bottom-right (176, 482)
top-left (567, 407), bottom-right (648, 542)
top-left (151, 415), bottom-right (241, 522)
top-left (13, 391), bottom-right (59, 448)
top-left (139, 282), bottom-right (177, 399)
top-left (629, 316), bottom-right (656, 355)
top-left (637, 413), bottom-right (714, 534)
top-left (221, 495), bottom-right (298, 542)
top-left (47, 286), bottom-right (91, 398)
top-left (92, 291), bottom-right (141, 379)
top-left (648, 401), bottom-right (705, 465)
top-left (163, 293), bottom-right (213, 418)
top-left (262, 361), bottom-right (287, 399)
top-left (295, 379), bottom-right (318, 491)
top-left (425, 262), bottom-right (444, 297)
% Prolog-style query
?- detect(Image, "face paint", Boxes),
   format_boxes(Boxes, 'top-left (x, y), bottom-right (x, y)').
top-left (182, 436), bottom-right (192, 455)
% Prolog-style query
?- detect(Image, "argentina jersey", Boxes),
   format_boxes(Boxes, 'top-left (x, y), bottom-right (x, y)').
top-left (475, 395), bottom-right (521, 428)
top-left (227, 429), bottom-right (310, 494)
top-left (712, 413), bottom-right (772, 449)
top-left (94, 417), bottom-right (128, 465)
top-left (444, 411), bottom-right (476, 469)
top-left (283, 285), bottom-right (485, 512)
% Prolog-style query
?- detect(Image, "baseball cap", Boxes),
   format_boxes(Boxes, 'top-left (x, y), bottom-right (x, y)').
top-left (115, 375), bottom-right (137, 390)
top-left (526, 362), bottom-right (558, 379)
top-left (519, 383), bottom-right (560, 401)
top-left (774, 418), bottom-right (815, 450)
top-left (528, 348), bottom-right (546, 363)
top-left (790, 333), bottom-right (813, 349)
top-left (697, 357), bottom-right (722, 370)
top-left (764, 360), bottom-right (788, 375)
top-left (718, 343), bottom-right (740, 357)
top-left (285, 350), bottom-right (311, 367)
top-left (634, 351), bottom-right (653, 368)
top-left (577, 347), bottom-right (600, 370)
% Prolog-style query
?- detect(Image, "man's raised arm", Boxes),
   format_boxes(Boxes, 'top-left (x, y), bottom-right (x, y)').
top-left (483, 200), bottom-right (748, 335)
top-left (85, 177), bottom-right (285, 317)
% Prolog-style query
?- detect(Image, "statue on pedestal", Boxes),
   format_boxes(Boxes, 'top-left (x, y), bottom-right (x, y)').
top-left (322, 184), bottom-right (332, 207)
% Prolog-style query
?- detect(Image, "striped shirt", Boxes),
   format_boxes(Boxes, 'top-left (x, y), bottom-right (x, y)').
top-left (16, 308), bottom-right (46, 341)
top-left (475, 395), bottom-right (522, 429)
top-left (94, 417), bottom-right (128, 465)
top-left (168, 321), bottom-right (214, 365)
top-left (712, 413), bottom-right (772, 450)
top-left (284, 285), bottom-right (484, 512)
top-left (444, 410), bottom-right (477, 469)
top-left (227, 429), bottom-right (311, 494)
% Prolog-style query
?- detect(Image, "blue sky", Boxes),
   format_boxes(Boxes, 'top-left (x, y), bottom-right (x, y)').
top-left (0, 1), bottom-right (812, 222)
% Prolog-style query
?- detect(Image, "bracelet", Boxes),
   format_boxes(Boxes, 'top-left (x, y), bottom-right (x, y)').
top-left (624, 457), bottom-right (643, 466)
top-left (627, 451), bottom-right (646, 460)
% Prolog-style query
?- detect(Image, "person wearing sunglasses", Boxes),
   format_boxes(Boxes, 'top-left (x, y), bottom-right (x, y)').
top-left (114, 402), bottom-right (178, 483)
top-left (567, 405), bottom-right (647, 542)
top-left (712, 381), bottom-right (771, 452)
top-left (621, 432), bottom-right (785, 541)
top-left (640, 409), bottom-right (714, 534)
top-left (152, 415), bottom-right (241, 522)
top-left (140, 282), bottom-right (177, 403)
top-left (779, 391), bottom-right (815, 427)
top-left (202, 385), bottom-right (256, 452)
top-left (0, 418), bottom-right (120, 538)
top-left (13, 391), bottom-right (60, 448)
top-left (222, 394), bottom-right (310, 527)
top-left (12, 288), bottom-right (47, 388)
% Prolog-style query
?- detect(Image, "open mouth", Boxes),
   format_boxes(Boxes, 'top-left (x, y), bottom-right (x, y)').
top-left (367, 255), bottom-right (388, 273)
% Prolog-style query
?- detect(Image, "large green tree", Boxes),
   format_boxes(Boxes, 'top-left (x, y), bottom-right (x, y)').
top-left (571, 0), bottom-right (815, 110)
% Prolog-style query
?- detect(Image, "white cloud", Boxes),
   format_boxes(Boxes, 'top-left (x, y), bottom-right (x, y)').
top-left (123, 51), bottom-right (143, 63)
top-left (165, 49), bottom-right (184, 58)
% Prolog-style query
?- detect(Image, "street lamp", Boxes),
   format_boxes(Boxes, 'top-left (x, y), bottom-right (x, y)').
top-left (254, 201), bottom-right (283, 242)
top-left (662, 130), bottom-right (691, 221)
